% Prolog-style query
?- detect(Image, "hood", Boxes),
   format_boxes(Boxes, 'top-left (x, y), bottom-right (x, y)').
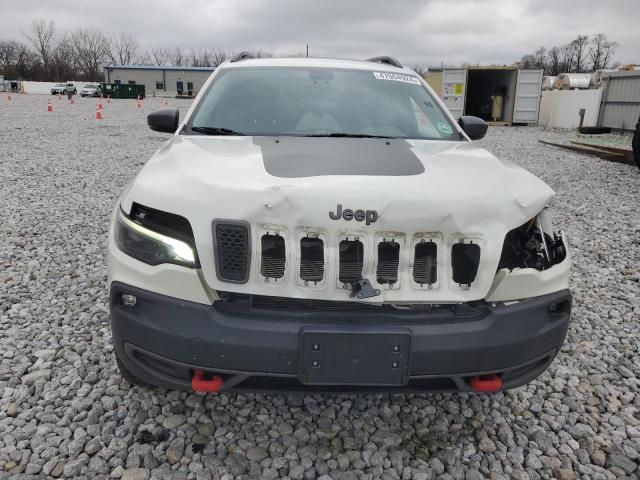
top-left (125, 135), bottom-right (553, 230)
top-left (121, 135), bottom-right (554, 302)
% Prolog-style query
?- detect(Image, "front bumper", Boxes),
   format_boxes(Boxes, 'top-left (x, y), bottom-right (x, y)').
top-left (110, 282), bottom-right (572, 392)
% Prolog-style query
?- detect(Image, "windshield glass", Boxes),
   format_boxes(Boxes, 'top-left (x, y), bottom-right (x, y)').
top-left (189, 68), bottom-right (461, 140)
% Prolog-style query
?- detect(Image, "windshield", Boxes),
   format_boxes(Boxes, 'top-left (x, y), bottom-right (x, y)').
top-left (189, 68), bottom-right (462, 140)
top-left (84, 85), bottom-right (96, 88)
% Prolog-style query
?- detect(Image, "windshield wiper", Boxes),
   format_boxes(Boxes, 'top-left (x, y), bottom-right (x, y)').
top-left (303, 133), bottom-right (394, 139)
top-left (189, 126), bottom-right (246, 136)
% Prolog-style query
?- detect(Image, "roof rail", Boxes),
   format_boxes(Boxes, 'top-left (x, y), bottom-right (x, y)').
top-left (365, 56), bottom-right (403, 68)
top-left (230, 51), bottom-right (254, 62)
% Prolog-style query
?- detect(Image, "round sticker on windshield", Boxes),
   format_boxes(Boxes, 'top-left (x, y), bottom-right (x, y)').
top-left (437, 122), bottom-right (453, 134)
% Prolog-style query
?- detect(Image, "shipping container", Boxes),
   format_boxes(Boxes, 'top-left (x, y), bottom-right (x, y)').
top-left (597, 70), bottom-right (640, 132)
top-left (441, 67), bottom-right (543, 124)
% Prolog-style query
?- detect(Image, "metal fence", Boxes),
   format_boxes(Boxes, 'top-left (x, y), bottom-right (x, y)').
top-left (597, 71), bottom-right (640, 132)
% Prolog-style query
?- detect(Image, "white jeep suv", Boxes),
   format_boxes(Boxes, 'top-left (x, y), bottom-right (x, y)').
top-left (108, 54), bottom-right (571, 393)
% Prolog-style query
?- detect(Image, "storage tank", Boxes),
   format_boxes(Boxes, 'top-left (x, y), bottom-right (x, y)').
top-left (542, 76), bottom-right (557, 90)
top-left (554, 73), bottom-right (592, 90)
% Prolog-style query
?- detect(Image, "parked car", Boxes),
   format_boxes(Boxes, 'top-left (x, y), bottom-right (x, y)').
top-left (51, 83), bottom-right (66, 94)
top-left (80, 84), bottom-right (102, 97)
top-left (108, 54), bottom-right (572, 393)
top-left (51, 82), bottom-right (77, 95)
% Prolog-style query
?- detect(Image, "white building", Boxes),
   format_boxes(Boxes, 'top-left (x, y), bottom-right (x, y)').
top-left (104, 65), bottom-right (216, 97)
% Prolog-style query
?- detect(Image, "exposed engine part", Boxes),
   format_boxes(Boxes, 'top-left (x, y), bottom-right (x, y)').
top-left (498, 214), bottom-right (566, 271)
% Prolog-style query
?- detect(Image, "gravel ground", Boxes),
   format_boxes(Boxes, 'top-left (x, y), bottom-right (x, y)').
top-left (1, 94), bottom-right (639, 480)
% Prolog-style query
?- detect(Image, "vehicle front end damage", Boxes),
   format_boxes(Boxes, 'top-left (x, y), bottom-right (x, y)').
top-left (107, 134), bottom-right (571, 393)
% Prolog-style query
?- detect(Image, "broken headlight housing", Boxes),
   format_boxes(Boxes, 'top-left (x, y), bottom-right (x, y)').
top-left (498, 208), bottom-right (566, 271)
top-left (114, 204), bottom-right (199, 268)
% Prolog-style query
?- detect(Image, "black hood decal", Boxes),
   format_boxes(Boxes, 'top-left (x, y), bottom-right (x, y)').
top-left (253, 137), bottom-right (424, 178)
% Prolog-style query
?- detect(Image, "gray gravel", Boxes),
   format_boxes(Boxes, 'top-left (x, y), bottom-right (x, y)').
top-left (1, 94), bottom-right (639, 480)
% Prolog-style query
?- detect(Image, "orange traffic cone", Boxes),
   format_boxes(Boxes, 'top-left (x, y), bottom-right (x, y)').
top-left (6, 93), bottom-right (12, 102)
top-left (95, 104), bottom-right (102, 120)
top-left (136, 100), bottom-right (142, 109)
top-left (106, 95), bottom-right (111, 103)
top-left (98, 101), bottom-right (103, 110)
top-left (47, 101), bottom-right (53, 112)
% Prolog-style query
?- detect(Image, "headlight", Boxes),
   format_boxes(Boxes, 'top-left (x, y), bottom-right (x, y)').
top-left (114, 206), bottom-right (198, 268)
top-left (498, 208), bottom-right (566, 271)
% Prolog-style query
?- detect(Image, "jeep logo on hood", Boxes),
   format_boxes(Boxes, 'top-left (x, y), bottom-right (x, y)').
top-left (329, 204), bottom-right (378, 225)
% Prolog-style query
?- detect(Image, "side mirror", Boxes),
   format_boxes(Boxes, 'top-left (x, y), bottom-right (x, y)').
top-left (458, 116), bottom-right (488, 140)
top-left (147, 108), bottom-right (179, 133)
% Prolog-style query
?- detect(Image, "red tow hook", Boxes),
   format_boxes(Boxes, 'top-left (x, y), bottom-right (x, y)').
top-left (470, 374), bottom-right (503, 392)
top-left (191, 370), bottom-right (224, 393)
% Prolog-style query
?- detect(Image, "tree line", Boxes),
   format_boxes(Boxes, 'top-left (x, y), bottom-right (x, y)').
top-left (516, 33), bottom-right (619, 75)
top-left (0, 20), bottom-right (272, 82)
top-left (0, 20), bottom-right (623, 82)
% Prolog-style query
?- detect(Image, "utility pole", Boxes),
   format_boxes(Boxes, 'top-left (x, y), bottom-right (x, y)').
top-left (306, 45), bottom-right (309, 58)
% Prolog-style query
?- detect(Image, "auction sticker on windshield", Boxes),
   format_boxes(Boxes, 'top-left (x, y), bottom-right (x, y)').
top-left (373, 72), bottom-right (421, 85)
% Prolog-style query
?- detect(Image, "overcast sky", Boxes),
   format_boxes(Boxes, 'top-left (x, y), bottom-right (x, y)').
top-left (1, 0), bottom-right (638, 67)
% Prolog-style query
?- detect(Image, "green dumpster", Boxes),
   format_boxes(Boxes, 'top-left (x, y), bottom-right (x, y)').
top-left (100, 83), bottom-right (146, 99)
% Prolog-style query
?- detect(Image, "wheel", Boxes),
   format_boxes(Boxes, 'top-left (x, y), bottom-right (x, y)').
top-left (115, 351), bottom-right (153, 387)
top-left (73, 89), bottom-right (77, 94)
top-left (62, 89), bottom-right (67, 95)
top-left (633, 116), bottom-right (640, 169)
top-left (578, 126), bottom-right (611, 134)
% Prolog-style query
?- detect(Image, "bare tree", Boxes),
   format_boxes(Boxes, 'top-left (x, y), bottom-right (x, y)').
top-left (110, 32), bottom-right (139, 65)
top-left (67, 28), bottom-right (111, 80)
top-left (569, 35), bottom-right (589, 72)
top-left (248, 49), bottom-right (272, 58)
top-left (210, 49), bottom-right (228, 66)
top-left (50, 35), bottom-right (76, 81)
top-left (517, 54), bottom-right (536, 70)
top-left (190, 48), bottom-right (212, 67)
top-left (23, 20), bottom-right (56, 77)
top-left (533, 47), bottom-right (547, 69)
top-left (13, 42), bottom-right (38, 79)
top-left (590, 33), bottom-right (619, 70)
top-left (546, 47), bottom-right (561, 75)
top-left (168, 47), bottom-right (185, 66)
top-left (150, 48), bottom-right (169, 65)
top-left (0, 40), bottom-right (18, 70)
top-left (559, 43), bottom-right (576, 73)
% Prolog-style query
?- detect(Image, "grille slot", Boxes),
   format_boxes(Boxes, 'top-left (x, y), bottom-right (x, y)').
top-left (213, 221), bottom-right (250, 283)
top-left (413, 241), bottom-right (438, 285)
top-left (451, 242), bottom-right (481, 285)
top-left (300, 237), bottom-right (324, 283)
top-left (376, 240), bottom-right (400, 285)
top-left (338, 239), bottom-right (364, 284)
top-left (260, 234), bottom-right (286, 279)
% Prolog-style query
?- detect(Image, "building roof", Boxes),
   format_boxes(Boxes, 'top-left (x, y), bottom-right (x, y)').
top-left (105, 65), bottom-right (216, 72)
